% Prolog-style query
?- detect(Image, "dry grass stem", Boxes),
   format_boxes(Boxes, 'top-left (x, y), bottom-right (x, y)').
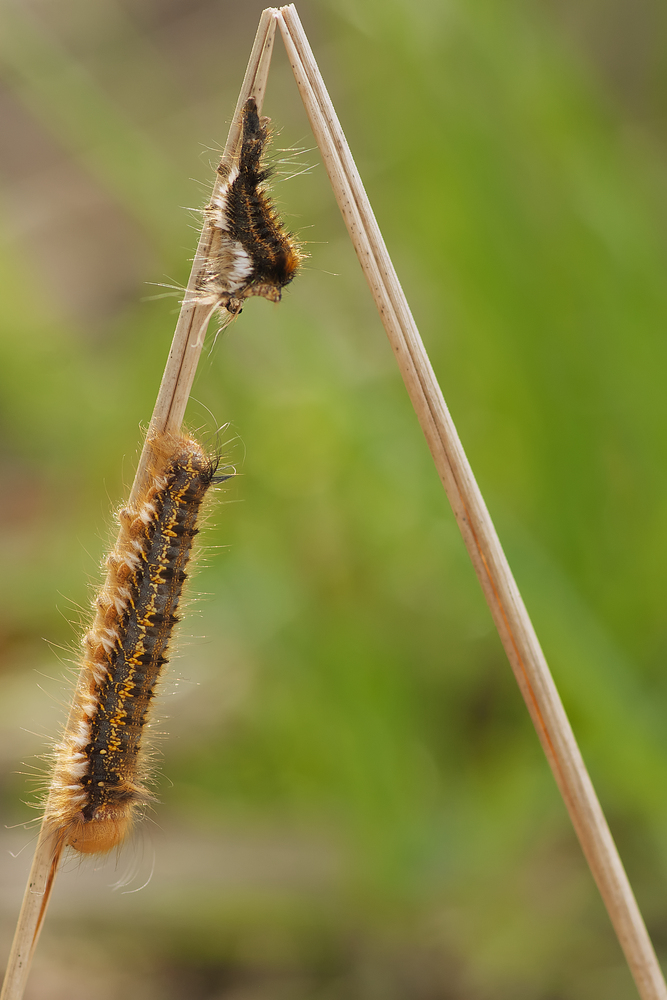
top-left (129, 7), bottom-right (279, 505)
top-left (277, 5), bottom-right (667, 998)
top-left (0, 13), bottom-right (280, 1000)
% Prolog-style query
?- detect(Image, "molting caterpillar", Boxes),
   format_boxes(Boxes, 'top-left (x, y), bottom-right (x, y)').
top-left (199, 96), bottom-right (302, 317)
top-left (47, 432), bottom-right (220, 855)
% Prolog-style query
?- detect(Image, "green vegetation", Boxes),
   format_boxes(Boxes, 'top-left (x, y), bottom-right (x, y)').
top-left (1, 1), bottom-right (666, 996)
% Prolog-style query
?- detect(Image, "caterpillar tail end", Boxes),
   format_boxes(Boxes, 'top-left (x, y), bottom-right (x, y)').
top-left (64, 808), bottom-right (134, 855)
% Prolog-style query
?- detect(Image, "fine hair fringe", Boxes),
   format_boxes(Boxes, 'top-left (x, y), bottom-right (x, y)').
top-left (45, 431), bottom-right (220, 856)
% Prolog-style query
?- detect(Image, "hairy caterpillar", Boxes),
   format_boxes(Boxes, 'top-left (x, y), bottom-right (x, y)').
top-left (199, 96), bottom-right (302, 316)
top-left (47, 432), bottom-right (220, 855)
top-left (43, 100), bottom-right (300, 859)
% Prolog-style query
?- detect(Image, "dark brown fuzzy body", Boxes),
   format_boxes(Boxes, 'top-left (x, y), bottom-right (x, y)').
top-left (200, 97), bottom-right (302, 315)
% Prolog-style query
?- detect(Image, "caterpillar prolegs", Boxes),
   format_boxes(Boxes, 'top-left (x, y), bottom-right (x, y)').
top-left (47, 433), bottom-right (220, 855)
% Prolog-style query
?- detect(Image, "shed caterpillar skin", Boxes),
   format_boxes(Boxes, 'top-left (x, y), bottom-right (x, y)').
top-left (199, 96), bottom-right (302, 317)
top-left (47, 433), bottom-right (219, 855)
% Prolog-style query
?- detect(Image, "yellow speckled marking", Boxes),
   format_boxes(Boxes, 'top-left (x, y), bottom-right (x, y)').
top-left (49, 436), bottom-right (218, 854)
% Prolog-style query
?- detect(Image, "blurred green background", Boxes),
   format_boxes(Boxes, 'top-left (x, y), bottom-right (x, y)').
top-left (1, 1), bottom-right (667, 997)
